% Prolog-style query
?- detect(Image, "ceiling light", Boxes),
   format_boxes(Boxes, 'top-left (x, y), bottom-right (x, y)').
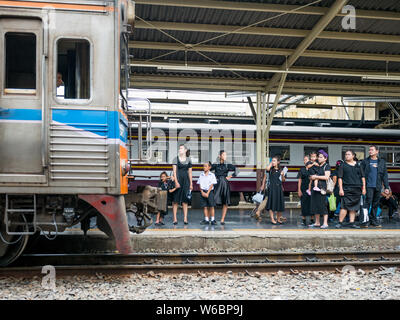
top-left (157, 66), bottom-right (213, 72)
top-left (361, 75), bottom-right (400, 82)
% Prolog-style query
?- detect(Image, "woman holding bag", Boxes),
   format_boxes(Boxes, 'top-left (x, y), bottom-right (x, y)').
top-left (336, 150), bottom-right (366, 229)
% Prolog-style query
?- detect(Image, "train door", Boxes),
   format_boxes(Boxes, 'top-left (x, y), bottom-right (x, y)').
top-left (0, 18), bottom-right (47, 184)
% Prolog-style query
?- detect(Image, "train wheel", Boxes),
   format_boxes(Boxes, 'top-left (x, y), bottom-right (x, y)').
top-left (0, 223), bottom-right (29, 267)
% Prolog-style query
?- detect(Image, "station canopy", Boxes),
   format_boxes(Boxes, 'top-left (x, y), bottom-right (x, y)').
top-left (129, 0), bottom-right (400, 98)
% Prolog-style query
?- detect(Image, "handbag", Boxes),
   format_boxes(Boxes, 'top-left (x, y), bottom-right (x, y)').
top-left (322, 163), bottom-right (334, 194)
top-left (252, 192), bottom-right (264, 204)
top-left (360, 195), bottom-right (369, 224)
top-left (328, 194), bottom-right (337, 212)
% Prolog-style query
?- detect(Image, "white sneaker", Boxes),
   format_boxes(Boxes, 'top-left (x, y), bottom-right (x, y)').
top-left (320, 224), bottom-right (329, 229)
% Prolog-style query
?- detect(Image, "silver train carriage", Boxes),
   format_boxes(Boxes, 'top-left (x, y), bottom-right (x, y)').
top-left (128, 122), bottom-right (400, 206)
top-left (0, 0), bottom-right (165, 266)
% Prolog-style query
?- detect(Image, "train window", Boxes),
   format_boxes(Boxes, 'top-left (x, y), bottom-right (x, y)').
top-left (5, 32), bottom-right (36, 90)
top-left (269, 145), bottom-right (290, 163)
top-left (304, 146), bottom-right (328, 157)
top-left (341, 146), bottom-right (365, 161)
top-left (56, 39), bottom-right (90, 100)
top-left (379, 146), bottom-right (400, 167)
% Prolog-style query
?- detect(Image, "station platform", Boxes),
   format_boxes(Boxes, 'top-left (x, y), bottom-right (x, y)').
top-left (25, 208), bottom-right (400, 255)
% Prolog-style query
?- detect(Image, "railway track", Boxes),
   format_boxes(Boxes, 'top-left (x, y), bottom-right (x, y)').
top-left (1, 251), bottom-right (400, 276)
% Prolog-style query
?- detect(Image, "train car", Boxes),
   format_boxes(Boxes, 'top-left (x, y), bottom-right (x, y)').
top-left (0, 0), bottom-right (165, 266)
top-left (128, 122), bottom-right (400, 206)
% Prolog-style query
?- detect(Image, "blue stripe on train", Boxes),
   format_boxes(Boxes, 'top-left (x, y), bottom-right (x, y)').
top-left (0, 108), bottom-right (41, 121)
top-left (0, 108), bottom-right (127, 143)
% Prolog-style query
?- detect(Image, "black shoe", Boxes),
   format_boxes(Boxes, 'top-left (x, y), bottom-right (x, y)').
top-left (370, 221), bottom-right (382, 228)
top-left (211, 220), bottom-right (217, 225)
top-left (335, 222), bottom-right (343, 229)
top-left (173, 221), bottom-right (178, 225)
top-left (160, 221), bottom-right (165, 225)
top-left (200, 220), bottom-right (209, 225)
top-left (349, 223), bottom-right (360, 229)
top-left (184, 221), bottom-right (189, 225)
top-left (360, 223), bottom-right (369, 228)
top-left (220, 221), bottom-right (225, 225)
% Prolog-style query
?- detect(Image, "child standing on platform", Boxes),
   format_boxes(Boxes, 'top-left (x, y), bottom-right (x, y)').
top-left (198, 162), bottom-right (218, 225)
top-left (155, 172), bottom-right (176, 226)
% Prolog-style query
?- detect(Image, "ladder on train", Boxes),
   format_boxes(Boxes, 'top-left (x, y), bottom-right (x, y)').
top-left (4, 194), bottom-right (37, 235)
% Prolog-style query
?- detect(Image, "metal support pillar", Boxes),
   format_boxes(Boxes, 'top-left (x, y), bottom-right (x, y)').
top-left (256, 91), bottom-right (263, 191)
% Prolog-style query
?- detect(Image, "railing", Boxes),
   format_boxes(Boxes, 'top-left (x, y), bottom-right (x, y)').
top-left (126, 97), bottom-right (152, 163)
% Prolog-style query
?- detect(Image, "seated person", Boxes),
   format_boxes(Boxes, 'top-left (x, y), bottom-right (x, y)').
top-left (380, 189), bottom-right (398, 220)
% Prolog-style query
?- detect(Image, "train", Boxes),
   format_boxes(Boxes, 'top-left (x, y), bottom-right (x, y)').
top-left (0, 0), bottom-right (166, 266)
top-left (128, 122), bottom-right (400, 206)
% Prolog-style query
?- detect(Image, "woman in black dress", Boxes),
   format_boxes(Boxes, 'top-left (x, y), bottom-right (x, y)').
top-left (172, 145), bottom-right (193, 225)
top-left (336, 150), bottom-right (366, 228)
top-left (264, 156), bottom-right (286, 224)
top-left (309, 150), bottom-right (331, 229)
top-left (297, 155), bottom-right (312, 226)
top-left (211, 150), bottom-right (238, 225)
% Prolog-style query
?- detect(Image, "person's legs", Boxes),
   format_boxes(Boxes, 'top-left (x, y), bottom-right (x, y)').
top-left (338, 209), bottom-right (347, 222)
top-left (182, 202), bottom-right (188, 223)
top-left (276, 212), bottom-right (282, 223)
top-left (269, 210), bottom-right (277, 224)
top-left (370, 189), bottom-right (381, 225)
top-left (388, 197), bottom-right (398, 218)
top-left (203, 207), bottom-right (209, 220)
top-left (314, 214), bottom-right (320, 226)
top-left (221, 204), bottom-right (228, 223)
top-left (209, 207), bottom-right (215, 220)
top-left (321, 214), bottom-right (328, 227)
top-left (172, 202), bottom-right (178, 223)
top-left (155, 212), bottom-right (161, 224)
top-left (255, 198), bottom-right (267, 218)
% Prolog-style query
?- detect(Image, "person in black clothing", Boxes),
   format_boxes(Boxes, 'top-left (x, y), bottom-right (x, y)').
top-left (172, 144), bottom-right (193, 225)
top-left (259, 156), bottom-right (286, 224)
top-left (360, 145), bottom-right (390, 228)
top-left (211, 150), bottom-right (238, 225)
top-left (380, 190), bottom-right (399, 220)
top-left (309, 150), bottom-right (331, 229)
top-left (155, 172), bottom-right (177, 226)
top-left (336, 150), bottom-right (366, 229)
top-left (329, 160), bottom-right (344, 220)
top-left (306, 151), bottom-right (318, 196)
top-left (297, 155), bottom-right (312, 226)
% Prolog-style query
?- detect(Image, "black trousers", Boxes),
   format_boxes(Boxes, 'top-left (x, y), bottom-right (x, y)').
top-left (366, 188), bottom-right (381, 224)
top-left (380, 197), bottom-right (398, 217)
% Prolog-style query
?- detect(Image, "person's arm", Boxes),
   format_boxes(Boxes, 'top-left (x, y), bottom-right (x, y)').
top-left (362, 177), bottom-right (366, 196)
top-left (281, 169), bottom-right (286, 183)
top-left (382, 160), bottom-right (390, 192)
top-left (332, 175), bottom-right (337, 186)
top-left (339, 178), bottom-right (344, 196)
top-left (266, 162), bottom-right (273, 172)
top-left (172, 165), bottom-right (180, 189)
top-left (260, 172), bottom-right (267, 192)
top-left (189, 167), bottom-right (193, 191)
top-left (297, 172), bottom-right (302, 197)
top-left (226, 164), bottom-right (238, 181)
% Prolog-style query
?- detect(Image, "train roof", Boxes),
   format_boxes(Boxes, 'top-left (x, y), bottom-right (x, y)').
top-left (148, 122), bottom-right (400, 137)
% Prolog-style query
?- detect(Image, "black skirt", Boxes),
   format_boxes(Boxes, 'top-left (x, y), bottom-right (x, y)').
top-left (310, 190), bottom-right (328, 215)
top-left (300, 193), bottom-right (312, 216)
top-left (341, 186), bottom-right (362, 211)
top-left (266, 184), bottom-right (285, 212)
top-left (214, 176), bottom-right (231, 206)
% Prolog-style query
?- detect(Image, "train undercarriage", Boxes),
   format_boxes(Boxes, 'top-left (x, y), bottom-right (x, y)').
top-left (0, 186), bottom-right (167, 266)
